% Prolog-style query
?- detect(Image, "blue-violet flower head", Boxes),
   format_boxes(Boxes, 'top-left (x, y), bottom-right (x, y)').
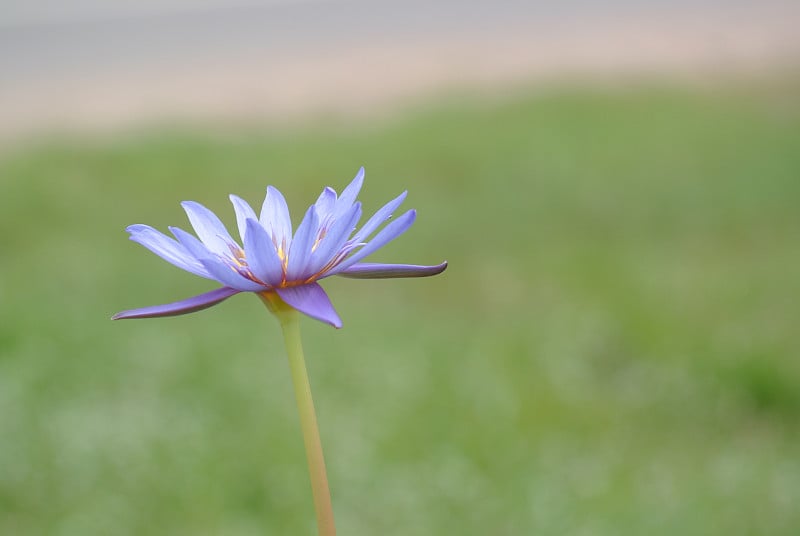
top-left (113, 167), bottom-right (447, 327)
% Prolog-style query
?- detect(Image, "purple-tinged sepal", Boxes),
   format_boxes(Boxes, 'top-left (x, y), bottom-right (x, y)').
top-left (275, 284), bottom-right (343, 328)
top-left (112, 287), bottom-right (240, 319)
top-left (337, 261), bottom-right (447, 279)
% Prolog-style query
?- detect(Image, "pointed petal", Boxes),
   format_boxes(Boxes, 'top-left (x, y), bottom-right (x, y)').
top-left (327, 209), bottom-right (416, 275)
top-left (287, 206), bottom-right (319, 279)
top-left (305, 202), bottom-right (362, 278)
top-left (172, 227), bottom-right (266, 291)
top-left (170, 226), bottom-right (214, 260)
top-left (314, 187), bottom-right (337, 221)
top-left (181, 201), bottom-right (235, 255)
top-left (197, 257), bottom-right (267, 291)
top-left (126, 224), bottom-right (212, 279)
top-left (260, 186), bottom-right (292, 248)
top-left (337, 261), bottom-right (448, 279)
top-left (229, 194), bottom-right (258, 243)
top-left (352, 190), bottom-right (407, 243)
top-left (332, 167), bottom-right (364, 218)
top-left (112, 287), bottom-right (240, 319)
top-left (276, 283), bottom-right (342, 328)
top-left (244, 218), bottom-right (284, 286)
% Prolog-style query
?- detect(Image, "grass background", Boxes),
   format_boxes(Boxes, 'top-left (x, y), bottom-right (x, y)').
top-left (1, 80), bottom-right (799, 535)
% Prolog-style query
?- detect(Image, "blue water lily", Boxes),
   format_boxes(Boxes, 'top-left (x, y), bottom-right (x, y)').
top-left (113, 168), bottom-right (447, 327)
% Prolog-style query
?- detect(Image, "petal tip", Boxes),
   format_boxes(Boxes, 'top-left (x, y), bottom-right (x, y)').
top-left (166, 225), bottom-right (183, 238)
top-left (111, 309), bottom-right (139, 320)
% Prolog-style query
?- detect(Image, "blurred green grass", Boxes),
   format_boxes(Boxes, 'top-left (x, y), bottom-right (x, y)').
top-left (1, 81), bottom-right (800, 535)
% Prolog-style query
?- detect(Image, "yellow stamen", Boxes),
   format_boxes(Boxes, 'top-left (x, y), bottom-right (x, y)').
top-left (311, 228), bottom-right (327, 253)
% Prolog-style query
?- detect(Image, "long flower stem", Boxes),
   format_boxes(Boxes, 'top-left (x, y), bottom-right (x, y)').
top-left (276, 306), bottom-right (336, 536)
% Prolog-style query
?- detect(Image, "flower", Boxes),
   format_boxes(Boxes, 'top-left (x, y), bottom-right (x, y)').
top-left (112, 168), bottom-right (447, 328)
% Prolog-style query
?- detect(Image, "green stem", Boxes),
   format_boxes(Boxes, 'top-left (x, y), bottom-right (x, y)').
top-left (275, 306), bottom-right (336, 536)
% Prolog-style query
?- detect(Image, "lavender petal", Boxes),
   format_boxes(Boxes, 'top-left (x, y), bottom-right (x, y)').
top-left (170, 226), bottom-right (213, 260)
top-left (304, 202), bottom-right (362, 278)
top-left (276, 283), bottom-right (343, 328)
top-left (260, 186), bottom-right (292, 248)
top-left (112, 287), bottom-right (240, 319)
top-left (287, 206), bottom-right (320, 279)
top-left (314, 187), bottom-right (337, 221)
top-left (172, 227), bottom-right (267, 291)
top-left (198, 257), bottom-right (268, 292)
top-left (352, 190), bottom-right (407, 243)
top-left (181, 201), bottom-right (236, 255)
top-left (332, 167), bottom-right (364, 219)
top-left (327, 209), bottom-right (416, 275)
top-left (127, 224), bottom-right (212, 279)
top-left (229, 194), bottom-right (258, 243)
top-left (244, 218), bottom-right (284, 286)
top-left (337, 261), bottom-right (448, 279)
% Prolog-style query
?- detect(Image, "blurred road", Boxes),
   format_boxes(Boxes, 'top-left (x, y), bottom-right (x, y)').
top-left (1, 0), bottom-right (798, 142)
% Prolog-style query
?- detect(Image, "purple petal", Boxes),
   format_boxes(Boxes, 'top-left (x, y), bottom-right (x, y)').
top-left (198, 257), bottom-right (267, 292)
top-left (332, 167), bottom-right (364, 219)
top-left (314, 187), bottom-right (337, 221)
top-left (229, 194), bottom-right (258, 243)
top-left (352, 190), bottom-right (407, 243)
top-left (287, 206), bottom-right (319, 279)
top-left (170, 226), bottom-right (214, 260)
top-left (112, 287), bottom-right (240, 319)
top-left (276, 283), bottom-right (342, 328)
top-left (181, 201), bottom-right (235, 255)
top-left (337, 261), bottom-right (448, 279)
top-left (244, 218), bottom-right (284, 286)
top-left (127, 224), bottom-right (212, 279)
top-left (305, 202), bottom-right (362, 278)
top-left (172, 227), bottom-right (267, 291)
top-left (260, 186), bottom-right (292, 248)
top-left (327, 209), bottom-right (416, 275)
